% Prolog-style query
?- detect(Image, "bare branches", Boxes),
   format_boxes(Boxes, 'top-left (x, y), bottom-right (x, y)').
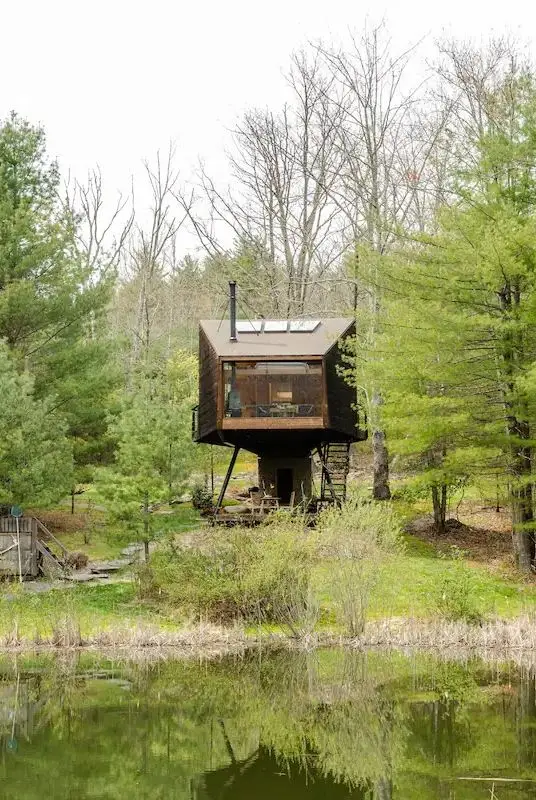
top-left (116, 146), bottom-right (191, 377)
top-left (181, 52), bottom-right (347, 316)
top-left (65, 167), bottom-right (135, 277)
top-left (432, 35), bottom-right (535, 179)
top-left (316, 23), bottom-right (443, 250)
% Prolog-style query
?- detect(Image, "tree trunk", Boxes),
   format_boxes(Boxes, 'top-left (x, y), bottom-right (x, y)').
top-left (372, 429), bottom-right (391, 500)
top-left (509, 417), bottom-right (534, 572)
top-left (375, 776), bottom-right (393, 800)
top-left (168, 441), bottom-right (173, 503)
top-left (71, 488), bottom-right (75, 515)
top-left (431, 484), bottom-right (447, 533)
top-left (143, 491), bottom-right (150, 563)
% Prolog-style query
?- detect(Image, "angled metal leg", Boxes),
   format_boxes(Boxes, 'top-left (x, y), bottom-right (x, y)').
top-left (213, 446), bottom-right (240, 517)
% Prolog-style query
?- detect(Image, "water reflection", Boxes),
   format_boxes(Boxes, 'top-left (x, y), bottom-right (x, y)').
top-left (0, 650), bottom-right (536, 798)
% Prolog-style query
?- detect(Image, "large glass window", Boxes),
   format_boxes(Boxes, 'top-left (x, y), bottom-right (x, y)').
top-left (223, 361), bottom-right (323, 419)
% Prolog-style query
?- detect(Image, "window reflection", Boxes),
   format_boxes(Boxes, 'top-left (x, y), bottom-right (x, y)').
top-left (223, 361), bottom-right (323, 419)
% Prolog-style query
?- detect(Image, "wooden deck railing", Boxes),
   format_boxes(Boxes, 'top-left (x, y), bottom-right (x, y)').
top-left (35, 519), bottom-right (69, 559)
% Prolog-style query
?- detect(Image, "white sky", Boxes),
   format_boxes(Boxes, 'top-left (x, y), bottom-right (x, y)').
top-left (0, 0), bottom-right (533, 244)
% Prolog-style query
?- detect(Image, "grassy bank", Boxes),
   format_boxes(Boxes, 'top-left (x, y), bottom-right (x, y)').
top-left (3, 485), bottom-right (536, 650)
top-left (31, 502), bottom-right (203, 561)
top-left (0, 584), bottom-right (174, 642)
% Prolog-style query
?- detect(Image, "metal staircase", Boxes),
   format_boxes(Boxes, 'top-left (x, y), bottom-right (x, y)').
top-left (318, 442), bottom-right (351, 507)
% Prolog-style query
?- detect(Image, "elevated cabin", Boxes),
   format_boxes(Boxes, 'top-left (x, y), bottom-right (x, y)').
top-left (193, 311), bottom-right (367, 512)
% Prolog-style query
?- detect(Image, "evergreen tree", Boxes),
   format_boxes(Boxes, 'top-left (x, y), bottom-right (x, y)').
top-left (0, 344), bottom-right (72, 506)
top-left (370, 86), bottom-right (536, 568)
top-left (0, 113), bottom-right (117, 500)
top-left (97, 352), bottom-right (200, 559)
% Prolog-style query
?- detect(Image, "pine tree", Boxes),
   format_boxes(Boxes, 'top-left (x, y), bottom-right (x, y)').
top-left (371, 86), bottom-right (536, 568)
top-left (0, 344), bottom-right (72, 506)
top-left (97, 352), bottom-right (200, 559)
top-left (0, 113), bottom-right (117, 500)
top-left (365, 256), bottom-right (499, 531)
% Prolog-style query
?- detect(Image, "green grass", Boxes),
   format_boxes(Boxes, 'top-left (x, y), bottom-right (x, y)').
top-left (314, 525), bottom-right (536, 622)
top-left (3, 537), bottom-right (536, 643)
top-left (30, 503), bottom-right (204, 562)
top-left (5, 478), bottom-right (536, 643)
top-left (0, 583), bottom-right (181, 640)
top-left (0, 501), bottom-right (208, 641)
top-left (369, 551), bottom-right (536, 618)
top-left (59, 529), bottom-right (124, 561)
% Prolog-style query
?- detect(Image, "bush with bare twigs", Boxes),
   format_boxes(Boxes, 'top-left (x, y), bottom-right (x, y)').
top-left (144, 515), bottom-right (319, 635)
top-left (320, 497), bottom-right (404, 636)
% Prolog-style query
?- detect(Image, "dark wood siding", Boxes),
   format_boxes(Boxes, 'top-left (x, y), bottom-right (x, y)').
top-left (198, 327), bottom-right (219, 441)
top-left (324, 324), bottom-right (366, 440)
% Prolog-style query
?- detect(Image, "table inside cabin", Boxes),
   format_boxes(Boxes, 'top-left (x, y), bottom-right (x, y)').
top-left (231, 404), bottom-right (314, 418)
top-left (268, 404), bottom-right (298, 417)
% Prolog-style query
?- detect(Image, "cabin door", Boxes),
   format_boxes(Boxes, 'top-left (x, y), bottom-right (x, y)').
top-left (276, 468), bottom-right (293, 505)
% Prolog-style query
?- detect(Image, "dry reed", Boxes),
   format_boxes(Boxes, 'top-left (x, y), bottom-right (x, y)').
top-left (5, 615), bottom-right (536, 667)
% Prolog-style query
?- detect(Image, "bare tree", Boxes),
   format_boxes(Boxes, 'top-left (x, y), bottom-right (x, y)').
top-left (317, 24), bottom-right (441, 499)
top-left (124, 146), bottom-right (189, 377)
top-left (180, 52), bottom-right (346, 318)
top-left (434, 36), bottom-right (533, 145)
top-left (64, 167), bottom-right (135, 278)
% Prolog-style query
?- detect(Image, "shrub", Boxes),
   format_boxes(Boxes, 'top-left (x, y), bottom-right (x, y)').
top-left (390, 480), bottom-right (429, 503)
top-left (145, 517), bottom-right (319, 634)
top-left (320, 497), bottom-right (404, 636)
top-left (433, 547), bottom-right (483, 624)
top-left (191, 483), bottom-right (213, 511)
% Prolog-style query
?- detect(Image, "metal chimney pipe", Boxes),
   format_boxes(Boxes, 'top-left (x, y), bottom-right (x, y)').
top-left (229, 281), bottom-right (237, 342)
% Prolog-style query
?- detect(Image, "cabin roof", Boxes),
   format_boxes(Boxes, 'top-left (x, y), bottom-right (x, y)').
top-left (200, 317), bottom-right (354, 357)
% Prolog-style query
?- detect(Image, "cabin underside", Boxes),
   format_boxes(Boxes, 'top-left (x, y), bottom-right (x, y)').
top-left (196, 427), bottom-right (364, 457)
top-left (211, 437), bottom-right (354, 525)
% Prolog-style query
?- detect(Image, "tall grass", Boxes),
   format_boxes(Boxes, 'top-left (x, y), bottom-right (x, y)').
top-left (319, 497), bottom-right (404, 635)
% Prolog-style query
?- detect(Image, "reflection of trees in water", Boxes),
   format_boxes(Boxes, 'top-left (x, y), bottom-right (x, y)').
top-left (2, 652), bottom-right (535, 799)
top-left (194, 744), bottom-right (368, 799)
top-left (0, 651), bottom-right (403, 798)
top-left (403, 661), bottom-right (480, 770)
top-left (516, 667), bottom-right (536, 769)
top-left (185, 651), bottom-right (402, 799)
top-left (407, 697), bottom-right (464, 768)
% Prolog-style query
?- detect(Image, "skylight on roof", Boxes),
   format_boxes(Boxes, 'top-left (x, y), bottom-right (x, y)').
top-left (236, 320), bottom-right (263, 333)
top-left (263, 320), bottom-right (288, 332)
top-left (289, 320), bottom-right (321, 332)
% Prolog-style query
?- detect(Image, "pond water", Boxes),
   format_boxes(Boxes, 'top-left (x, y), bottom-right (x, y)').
top-left (1, 648), bottom-right (536, 799)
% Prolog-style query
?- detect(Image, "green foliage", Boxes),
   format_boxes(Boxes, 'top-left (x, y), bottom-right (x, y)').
top-left (0, 343), bottom-right (72, 505)
top-left (347, 87), bottom-right (536, 557)
top-left (433, 547), bottom-right (485, 624)
top-left (96, 352), bottom-right (199, 547)
top-left (0, 112), bottom-right (116, 501)
top-left (191, 483), bottom-right (213, 510)
top-left (146, 517), bottom-right (319, 632)
top-left (319, 496), bottom-right (404, 635)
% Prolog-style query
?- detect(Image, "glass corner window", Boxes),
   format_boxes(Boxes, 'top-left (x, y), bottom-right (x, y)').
top-left (223, 360), bottom-right (322, 419)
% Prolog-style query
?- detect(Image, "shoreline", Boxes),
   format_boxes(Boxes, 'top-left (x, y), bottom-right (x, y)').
top-left (3, 616), bottom-right (536, 663)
